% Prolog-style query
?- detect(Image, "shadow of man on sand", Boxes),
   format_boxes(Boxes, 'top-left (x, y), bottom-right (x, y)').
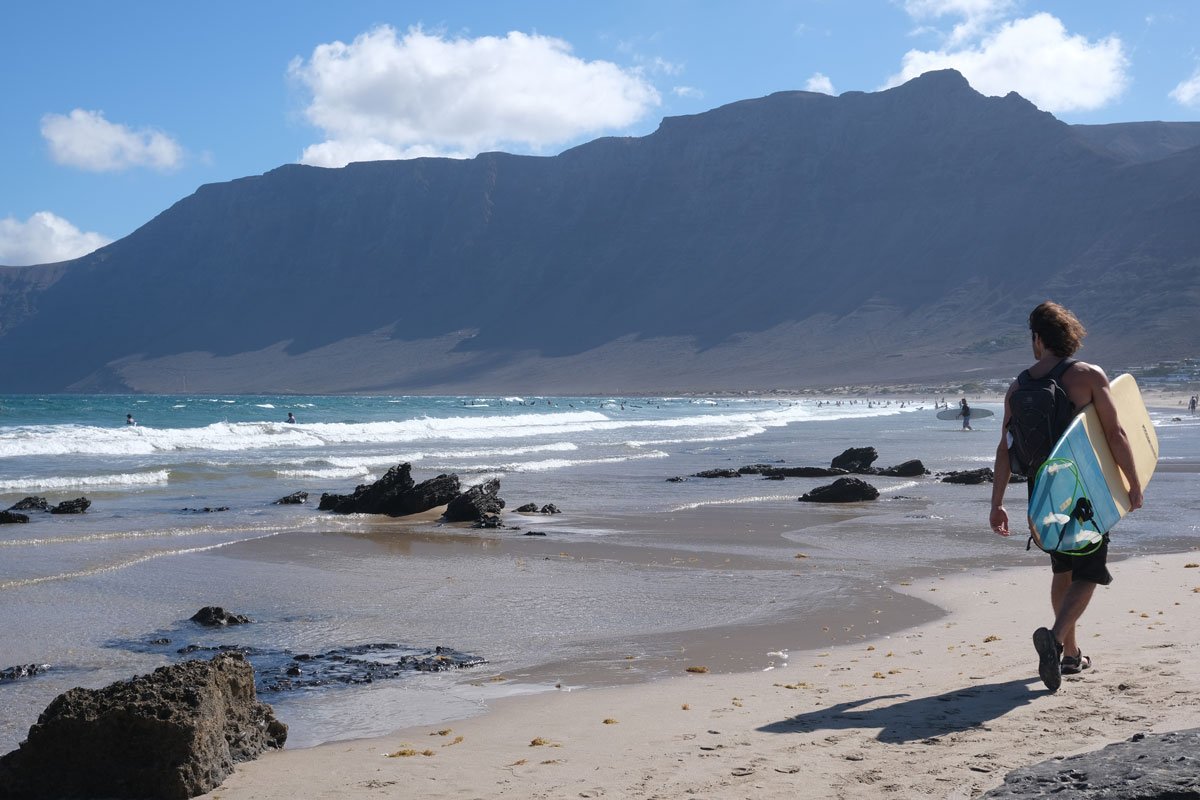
top-left (758, 678), bottom-right (1044, 743)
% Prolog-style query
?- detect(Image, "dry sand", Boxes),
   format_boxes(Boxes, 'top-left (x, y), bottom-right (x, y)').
top-left (200, 548), bottom-right (1200, 799)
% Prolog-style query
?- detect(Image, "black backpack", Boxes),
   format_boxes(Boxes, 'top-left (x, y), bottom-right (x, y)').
top-left (1007, 358), bottom-right (1077, 477)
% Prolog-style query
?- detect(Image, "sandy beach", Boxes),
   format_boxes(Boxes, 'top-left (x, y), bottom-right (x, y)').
top-left (199, 547), bottom-right (1200, 799)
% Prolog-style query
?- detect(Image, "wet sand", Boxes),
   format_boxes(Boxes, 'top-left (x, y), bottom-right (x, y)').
top-left (199, 547), bottom-right (1200, 799)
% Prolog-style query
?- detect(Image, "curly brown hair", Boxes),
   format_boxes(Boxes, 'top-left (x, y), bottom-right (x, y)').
top-left (1029, 301), bottom-right (1086, 357)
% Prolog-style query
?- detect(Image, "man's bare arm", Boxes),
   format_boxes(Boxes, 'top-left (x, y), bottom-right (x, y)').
top-left (1087, 368), bottom-right (1144, 511)
top-left (990, 384), bottom-right (1015, 536)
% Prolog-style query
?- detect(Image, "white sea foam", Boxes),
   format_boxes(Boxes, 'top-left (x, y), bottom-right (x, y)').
top-left (466, 450), bottom-right (670, 473)
top-left (0, 405), bottom-right (905, 459)
top-left (668, 494), bottom-right (798, 512)
top-left (276, 466), bottom-right (372, 480)
top-left (0, 470), bottom-right (170, 492)
top-left (878, 480), bottom-right (922, 494)
top-left (0, 532), bottom-right (283, 590)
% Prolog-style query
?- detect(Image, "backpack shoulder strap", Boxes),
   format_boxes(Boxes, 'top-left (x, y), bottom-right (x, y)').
top-left (1047, 357), bottom-right (1077, 381)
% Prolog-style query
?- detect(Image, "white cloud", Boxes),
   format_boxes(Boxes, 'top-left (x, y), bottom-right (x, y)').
top-left (1169, 66), bottom-right (1200, 107)
top-left (903, 0), bottom-right (1015, 46)
top-left (888, 12), bottom-right (1128, 113)
top-left (290, 25), bottom-right (662, 168)
top-left (41, 109), bottom-right (183, 172)
top-left (805, 72), bottom-right (836, 94)
top-left (0, 212), bottom-right (111, 266)
top-left (672, 85), bottom-right (704, 99)
top-left (649, 56), bottom-right (684, 77)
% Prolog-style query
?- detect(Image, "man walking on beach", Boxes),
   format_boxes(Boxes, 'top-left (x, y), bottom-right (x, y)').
top-left (988, 301), bottom-right (1144, 692)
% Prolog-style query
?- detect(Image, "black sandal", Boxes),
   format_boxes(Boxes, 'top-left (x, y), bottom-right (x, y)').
top-left (1061, 652), bottom-right (1092, 675)
top-left (1033, 627), bottom-right (1063, 692)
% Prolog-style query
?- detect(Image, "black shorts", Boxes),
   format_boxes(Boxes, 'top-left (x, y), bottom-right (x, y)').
top-left (1025, 478), bottom-right (1113, 585)
top-left (1049, 539), bottom-right (1112, 585)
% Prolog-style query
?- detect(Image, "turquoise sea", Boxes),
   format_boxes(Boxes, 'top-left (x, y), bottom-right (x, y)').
top-left (2, 393), bottom-right (1197, 750)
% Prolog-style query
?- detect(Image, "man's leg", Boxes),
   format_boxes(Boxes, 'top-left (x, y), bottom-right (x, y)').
top-left (1051, 573), bottom-right (1096, 658)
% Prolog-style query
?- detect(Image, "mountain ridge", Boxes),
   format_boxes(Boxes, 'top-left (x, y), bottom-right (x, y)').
top-left (2, 69), bottom-right (1197, 393)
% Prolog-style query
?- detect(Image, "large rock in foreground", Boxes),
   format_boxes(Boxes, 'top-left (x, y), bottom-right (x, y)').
top-left (981, 728), bottom-right (1200, 798)
top-left (319, 463), bottom-right (460, 516)
top-left (0, 652), bottom-right (286, 800)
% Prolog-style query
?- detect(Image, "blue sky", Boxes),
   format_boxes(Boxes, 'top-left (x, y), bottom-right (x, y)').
top-left (3, 0), bottom-right (1199, 266)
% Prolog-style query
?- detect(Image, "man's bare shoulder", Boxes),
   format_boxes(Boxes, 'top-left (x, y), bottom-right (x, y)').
top-left (1063, 359), bottom-right (1109, 407)
top-left (1064, 359), bottom-right (1108, 386)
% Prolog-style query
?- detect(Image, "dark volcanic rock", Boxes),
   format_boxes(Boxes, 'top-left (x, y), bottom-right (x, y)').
top-left (181, 506), bottom-right (229, 514)
top-left (799, 477), bottom-right (880, 503)
top-left (737, 463), bottom-right (780, 474)
top-left (830, 447), bottom-right (879, 474)
top-left (0, 664), bottom-right (48, 683)
top-left (118, 639), bottom-right (487, 694)
top-left (939, 468), bottom-right (1027, 485)
top-left (443, 478), bottom-right (505, 522)
top-left (48, 497), bottom-right (90, 514)
top-left (273, 491), bottom-right (308, 505)
top-left (0, 510), bottom-right (29, 524)
top-left (878, 459), bottom-right (928, 477)
top-left (190, 607), bottom-right (251, 627)
top-left (763, 466), bottom-right (850, 478)
top-left (515, 503), bottom-right (540, 512)
top-left (319, 463), bottom-right (460, 516)
top-left (691, 469), bottom-right (742, 478)
top-left (940, 468), bottom-right (994, 485)
top-left (539, 504), bottom-right (561, 514)
top-left (7, 496), bottom-right (48, 512)
top-left (981, 727), bottom-right (1200, 799)
top-left (474, 514), bottom-right (504, 529)
top-left (0, 652), bottom-right (286, 800)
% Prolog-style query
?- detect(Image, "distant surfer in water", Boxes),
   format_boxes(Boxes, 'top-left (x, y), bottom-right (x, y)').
top-left (958, 398), bottom-right (972, 430)
top-left (286, 412), bottom-right (296, 424)
top-left (989, 301), bottom-right (1143, 692)
top-left (126, 414), bottom-right (136, 426)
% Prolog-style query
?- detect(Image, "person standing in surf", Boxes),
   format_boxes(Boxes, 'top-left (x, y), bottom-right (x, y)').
top-left (959, 398), bottom-right (972, 430)
top-left (989, 301), bottom-right (1144, 692)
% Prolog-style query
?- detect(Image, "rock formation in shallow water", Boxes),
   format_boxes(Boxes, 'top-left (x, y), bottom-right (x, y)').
top-left (48, 497), bottom-right (90, 514)
top-left (799, 477), bottom-right (880, 503)
top-left (190, 606), bottom-right (251, 626)
top-left (443, 478), bottom-right (505, 522)
top-left (318, 463), bottom-right (460, 516)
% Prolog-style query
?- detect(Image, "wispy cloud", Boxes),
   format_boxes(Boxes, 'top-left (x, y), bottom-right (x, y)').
top-left (903, 0), bottom-right (1016, 47)
top-left (290, 25), bottom-right (661, 168)
top-left (1169, 65), bottom-right (1200, 107)
top-left (673, 86), bottom-right (704, 99)
top-left (888, 11), bottom-right (1128, 113)
top-left (805, 72), bottom-right (836, 94)
top-left (40, 110), bottom-right (183, 172)
top-left (0, 211), bottom-right (111, 266)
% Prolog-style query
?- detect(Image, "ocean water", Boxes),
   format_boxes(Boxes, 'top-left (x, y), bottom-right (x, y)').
top-left (2, 393), bottom-right (1197, 751)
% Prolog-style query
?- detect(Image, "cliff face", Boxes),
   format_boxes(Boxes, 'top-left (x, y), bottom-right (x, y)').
top-left (2, 69), bottom-right (1197, 393)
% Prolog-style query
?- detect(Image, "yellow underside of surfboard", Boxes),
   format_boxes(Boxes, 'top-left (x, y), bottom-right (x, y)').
top-left (1075, 373), bottom-right (1159, 518)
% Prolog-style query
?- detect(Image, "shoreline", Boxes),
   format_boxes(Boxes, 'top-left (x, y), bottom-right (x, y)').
top-left (200, 547), bottom-right (1200, 799)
